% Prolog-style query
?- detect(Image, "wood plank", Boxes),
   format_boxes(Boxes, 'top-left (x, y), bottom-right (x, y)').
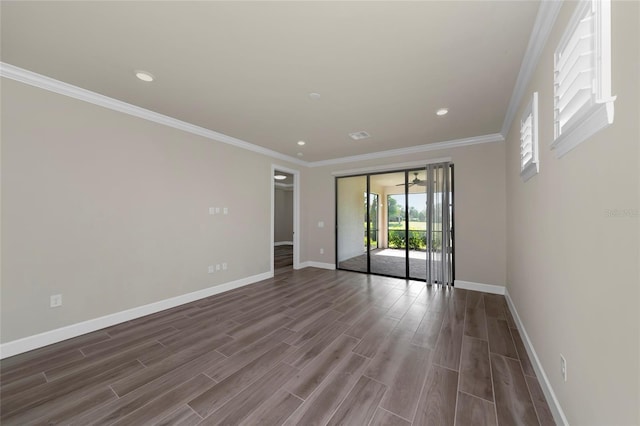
top-left (283, 321), bottom-right (349, 369)
top-left (352, 317), bottom-right (399, 358)
top-left (1, 359), bottom-right (143, 423)
top-left (455, 391), bottom-right (497, 426)
top-left (205, 327), bottom-right (294, 382)
top-left (490, 353), bottom-right (539, 426)
top-left (483, 294), bottom-right (506, 319)
top-left (486, 318), bottom-right (518, 359)
top-left (44, 340), bottom-right (164, 381)
top-left (112, 374), bottom-right (214, 426)
top-left (511, 327), bottom-right (536, 376)
top-left (217, 314), bottom-right (292, 356)
top-left (284, 309), bottom-right (344, 347)
top-left (283, 353), bottom-right (369, 426)
top-left (464, 296), bottom-right (488, 341)
top-left (188, 342), bottom-right (293, 418)
top-left (432, 303), bottom-right (465, 370)
top-left (386, 292), bottom-right (418, 319)
top-left (238, 390), bottom-right (303, 426)
top-left (0, 372), bottom-right (47, 398)
top-left (326, 376), bottom-right (387, 426)
top-left (369, 408), bottom-right (412, 426)
top-left (2, 386), bottom-right (117, 425)
top-left (459, 336), bottom-right (493, 402)
top-left (414, 365), bottom-right (458, 426)
top-left (411, 307), bottom-right (446, 349)
top-left (395, 302), bottom-right (429, 333)
top-left (79, 326), bottom-right (177, 358)
top-left (344, 307), bottom-right (388, 339)
top-left (0, 269), bottom-right (552, 426)
top-left (526, 376), bottom-right (556, 426)
top-left (197, 362), bottom-right (299, 425)
top-left (155, 405), bottom-right (202, 426)
top-left (364, 328), bottom-right (432, 420)
top-left (68, 350), bottom-right (224, 425)
top-left (111, 340), bottom-right (228, 397)
top-left (285, 334), bottom-right (359, 399)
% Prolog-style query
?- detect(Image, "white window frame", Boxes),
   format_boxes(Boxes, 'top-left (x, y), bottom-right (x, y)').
top-left (551, 0), bottom-right (616, 158)
top-left (521, 92), bottom-right (539, 182)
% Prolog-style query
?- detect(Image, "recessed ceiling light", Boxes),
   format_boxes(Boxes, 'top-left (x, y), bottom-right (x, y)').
top-left (297, 152), bottom-right (304, 157)
top-left (297, 141), bottom-right (306, 146)
top-left (135, 70), bottom-right (154, 82)
top-left (436, 108), bottom-right (449, 116)
top-left (349, 131), bottom-right (371, 141)
top-left (309, 93), bottom-right (321, 100)
top-left (274, 174), bottom-right (287, 180)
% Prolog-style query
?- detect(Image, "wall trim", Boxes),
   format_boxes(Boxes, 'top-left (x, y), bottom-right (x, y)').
top-left (0, 271), bottom-right (273, 360)
top-left (454, 280), bottom-right (506, 295)
top-left (308, 134), bottom-right (504, 168)
top-left (1, 63), bottom-right (508, 168)
top-left (0, 62), bottom-right (306, 166)
top-left (500, 0), bottom-right (563, 137)
top-left (504, 289), bottom-right (569, 426)
top-left (274, 241), bottom-right (293, 246)
top-left (331, 157), bottom-right (453, 177)
top-left (298, 261), bottom-right (336, 270)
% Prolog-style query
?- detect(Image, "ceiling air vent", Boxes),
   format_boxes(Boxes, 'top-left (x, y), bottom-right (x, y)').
top-left (349, 131), bottom-right (371, 141)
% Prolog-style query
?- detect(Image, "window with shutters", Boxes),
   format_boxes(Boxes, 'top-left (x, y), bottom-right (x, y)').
top-left (552, 0), bottom-right (615, 158)
top-left (521, 92), bottom-right (539, 182)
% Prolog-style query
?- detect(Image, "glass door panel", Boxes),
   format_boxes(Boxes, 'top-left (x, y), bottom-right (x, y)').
top-left (369, 172), bottom-right (407, 278)
top-left (336, 175), bottom-right (367, 272)
top-left (407, 169), bottom-right (428, 280)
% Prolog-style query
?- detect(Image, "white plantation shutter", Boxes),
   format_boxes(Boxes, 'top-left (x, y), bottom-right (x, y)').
top-left (520, 93), bottom-right (538, 182)
top-left (554, 7), bottom-right (594, 137)
top-left (552, 0), bottom-right (615, 157)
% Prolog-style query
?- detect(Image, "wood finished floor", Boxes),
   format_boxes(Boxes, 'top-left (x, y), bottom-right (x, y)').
top-left (0, 268), bottom-right (555, 425)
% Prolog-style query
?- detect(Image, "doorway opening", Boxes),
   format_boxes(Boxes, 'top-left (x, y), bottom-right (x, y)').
top-left (335, 163), bottom-right (454, 284)
top-left (271, 165), bottom-right (300, 275)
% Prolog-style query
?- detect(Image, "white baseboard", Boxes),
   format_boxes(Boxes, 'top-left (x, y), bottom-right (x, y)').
top-left (454, 280), bottom-right (505, 295)
top-left (504, 289), bottom-right (569, 426)
top-left (274, 241), bottom-right (293, 246)
top-left (297, 261), bottom-right (336, 270)
top-left (0, 271), bottom-right (273, 360)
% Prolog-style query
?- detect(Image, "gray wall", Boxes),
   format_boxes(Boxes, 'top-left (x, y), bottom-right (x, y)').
top-left (274, 187), bottom-right (293, 243)
top-left (504, 2), bottom-right (639, 424)
top-left (0, 79), bottom-right (300, 342)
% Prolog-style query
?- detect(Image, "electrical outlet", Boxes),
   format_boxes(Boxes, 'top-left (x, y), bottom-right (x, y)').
top-left (222, 262), bottom-right (227, 270)
top-left (320, 248), bottom-right (324, 254)
top-left (50, 294), bottom-right (62, 308)
top-left (208, 265), bottom-right (215, 273)
top-left (560, 354), bottom-right (567, 382)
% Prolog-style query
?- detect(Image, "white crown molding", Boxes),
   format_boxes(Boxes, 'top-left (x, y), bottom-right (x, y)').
top-left (500, 0), bottom-right (564, 137)
top-left (0, 62), bottom-right (307, 166)
top-left (331, 157), bottom-right (453, 177)
top-left (308, 133), bottom-right (504, 168)
top-left (0, 271), bottom-right (273, 359)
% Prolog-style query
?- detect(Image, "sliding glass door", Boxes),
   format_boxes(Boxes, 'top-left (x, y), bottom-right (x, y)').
top-left (336, 175), bottom-right (367, 272)
top-left (336, 164), bottom-right (454, 284)
top-left (370, 171), bottom-right (407, 278)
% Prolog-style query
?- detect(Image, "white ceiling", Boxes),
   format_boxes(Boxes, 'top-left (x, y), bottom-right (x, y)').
top-left (1, 1), bottom-right (540, 163)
